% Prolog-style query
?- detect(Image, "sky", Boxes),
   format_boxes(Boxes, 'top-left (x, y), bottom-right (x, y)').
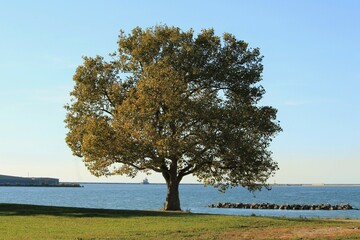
top-left (0, 0), bottom-right (359, 184)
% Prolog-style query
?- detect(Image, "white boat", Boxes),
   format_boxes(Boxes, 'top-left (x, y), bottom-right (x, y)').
top-left (142, 178), bottom-right (149, 184)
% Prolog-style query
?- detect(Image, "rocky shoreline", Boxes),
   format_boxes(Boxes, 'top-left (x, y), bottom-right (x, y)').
top-left (209, 202), bottom-right (357, 210)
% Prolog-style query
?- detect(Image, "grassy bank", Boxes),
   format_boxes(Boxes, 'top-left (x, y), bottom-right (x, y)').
top-left (0, 204), bottom-right (359, 239)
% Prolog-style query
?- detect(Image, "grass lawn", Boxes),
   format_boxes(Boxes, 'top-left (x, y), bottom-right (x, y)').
top-left (0, 203), bottom-right (359, 239)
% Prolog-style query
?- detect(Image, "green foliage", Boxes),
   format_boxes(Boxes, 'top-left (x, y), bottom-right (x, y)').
top-left (65, 25), bottom-right (282, 209)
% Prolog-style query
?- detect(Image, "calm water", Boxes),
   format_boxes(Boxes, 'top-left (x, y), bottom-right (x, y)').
top-left (1, 184), bottom-right (359, 218)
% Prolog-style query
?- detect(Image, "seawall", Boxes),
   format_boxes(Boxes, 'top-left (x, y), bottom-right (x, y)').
top-left (209, 202), bottom-right (357, 210)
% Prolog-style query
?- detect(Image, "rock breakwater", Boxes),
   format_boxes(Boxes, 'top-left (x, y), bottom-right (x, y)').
top-left (209, 202), bottom-right (356, 210)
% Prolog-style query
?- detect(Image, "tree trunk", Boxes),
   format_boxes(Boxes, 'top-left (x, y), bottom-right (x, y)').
top-left (164, 178), bottom-right (181, 211)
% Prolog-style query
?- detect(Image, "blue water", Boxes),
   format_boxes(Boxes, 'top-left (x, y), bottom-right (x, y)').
top-left (1, 184), bottom-right (359, 218)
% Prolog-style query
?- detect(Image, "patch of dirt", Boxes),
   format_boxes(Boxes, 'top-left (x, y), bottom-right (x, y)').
top-left (220, 225), bottom-right (360, 239)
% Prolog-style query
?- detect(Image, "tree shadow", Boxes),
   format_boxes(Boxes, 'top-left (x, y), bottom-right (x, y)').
top-left (0, 203), bottom-right (189, 218)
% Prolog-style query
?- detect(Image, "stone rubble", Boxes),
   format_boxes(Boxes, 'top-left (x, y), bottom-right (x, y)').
top-left (208, 202), bottom-right (356, 210)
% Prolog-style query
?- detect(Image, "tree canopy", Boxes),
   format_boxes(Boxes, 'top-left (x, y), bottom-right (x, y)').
top-left (65, 25), bottom-right (281, 210)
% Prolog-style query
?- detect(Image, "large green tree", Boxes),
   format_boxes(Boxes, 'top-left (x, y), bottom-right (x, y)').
top-left (65, 25), bottom-right (281, 211)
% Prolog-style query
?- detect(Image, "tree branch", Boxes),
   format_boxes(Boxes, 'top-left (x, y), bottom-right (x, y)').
top-left (104, 88), bottom-right (115, 107)
top-left (146, 165), bottom-right (163, 173)
top-left (178, 147), bottom-right (211, 177)
top-left (127, 162), bottom-right (146, 171)
top-left (100, 108), bottom-right (113, 116)
top-left (179, 159), bottom-right (213, 177)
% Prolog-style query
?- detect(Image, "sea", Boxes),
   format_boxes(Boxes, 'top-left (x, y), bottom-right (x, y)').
top-left (1, 183), bottom-right (359, 219)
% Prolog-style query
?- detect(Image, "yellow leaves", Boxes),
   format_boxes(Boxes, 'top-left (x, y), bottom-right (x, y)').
top-left (65, 25), bottom-right (281, 193)
top-left (81, 116), bottom-right (114, 159)
top-left (141, 63), bottom-right (186, 105)
top-left (112, 164), bottom-right (137, 177)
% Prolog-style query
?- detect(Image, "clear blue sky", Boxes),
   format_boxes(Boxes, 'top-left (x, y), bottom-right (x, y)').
top-left (1, 0), bottom-right (359, 184)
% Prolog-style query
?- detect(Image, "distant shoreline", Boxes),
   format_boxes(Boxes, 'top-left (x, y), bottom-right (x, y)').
top-left (2, 181), bottom-right (360, 187)
top-left (0, 183), bottom-right (82, 187)
top-left (75, 182), bottom-right (360, 187)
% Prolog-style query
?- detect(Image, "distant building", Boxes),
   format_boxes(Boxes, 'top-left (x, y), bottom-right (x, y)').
top-left (0, 174), bottom-right (59, 186)
top-left (142, 177), bottom-right (150, 184)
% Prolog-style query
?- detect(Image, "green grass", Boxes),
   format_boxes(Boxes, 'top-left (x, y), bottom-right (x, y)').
top-left (0, 203), bottom-right (359, 239)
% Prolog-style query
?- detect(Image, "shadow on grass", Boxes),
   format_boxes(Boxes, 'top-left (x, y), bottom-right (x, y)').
top-left (0, 203), bottom-right (189, 218)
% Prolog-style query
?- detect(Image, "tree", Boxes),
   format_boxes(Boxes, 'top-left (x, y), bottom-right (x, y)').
top-left (65, 25), bottom-right (281, 211)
